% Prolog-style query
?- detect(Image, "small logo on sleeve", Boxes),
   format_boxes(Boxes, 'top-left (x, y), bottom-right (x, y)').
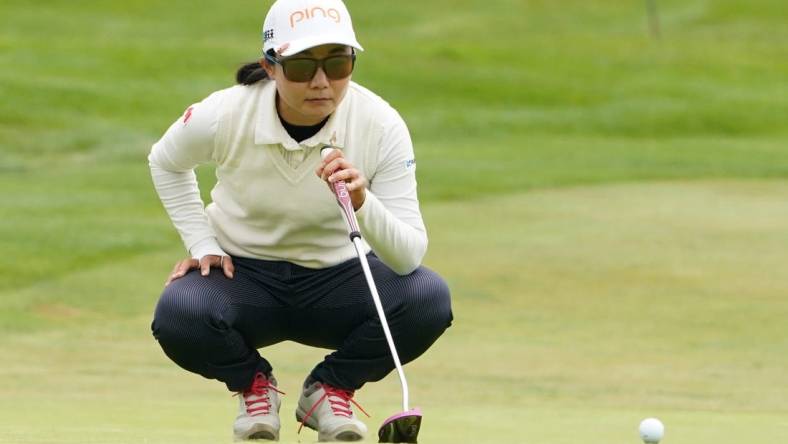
top-left (182, 106), bottom-right (194, 124)
top-left (405, 158), bottom-right (416, 169)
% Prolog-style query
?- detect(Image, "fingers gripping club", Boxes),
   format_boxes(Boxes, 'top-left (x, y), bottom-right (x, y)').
top-left (320, 147), bottom-right (360, 239)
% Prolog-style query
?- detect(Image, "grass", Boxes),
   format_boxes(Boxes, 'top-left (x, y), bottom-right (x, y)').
top-left (1, 0), bottom-right (787, 442)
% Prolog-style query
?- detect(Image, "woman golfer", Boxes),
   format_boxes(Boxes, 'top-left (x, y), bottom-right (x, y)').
top-left (148, 0), bottom-right (452, 440)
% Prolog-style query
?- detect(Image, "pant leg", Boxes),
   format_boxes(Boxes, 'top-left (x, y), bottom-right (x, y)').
top-left (291, 254), bottom-right (453, 390)
top-left (151, 266), bottom-right (287, 392)
top-left (152, 254), bottom-right (452, 392)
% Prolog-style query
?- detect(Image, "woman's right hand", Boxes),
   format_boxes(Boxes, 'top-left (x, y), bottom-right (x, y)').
top-left (164, 255), bottom-right (235, 286)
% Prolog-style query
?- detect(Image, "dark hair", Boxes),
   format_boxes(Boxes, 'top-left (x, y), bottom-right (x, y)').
top-left (236, 50), bottom-right (276, 85)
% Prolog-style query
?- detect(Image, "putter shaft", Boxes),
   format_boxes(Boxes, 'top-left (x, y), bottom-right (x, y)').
top-left (351, 236), bottom-right (410, 412)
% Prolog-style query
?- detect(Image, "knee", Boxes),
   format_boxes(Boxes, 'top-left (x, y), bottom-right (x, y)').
top-left (151, 280), bottom-right (218, 342)
top-left (400, 268), bottom-right (453, 332)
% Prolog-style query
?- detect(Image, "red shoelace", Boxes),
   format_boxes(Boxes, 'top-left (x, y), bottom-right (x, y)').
top-left (298, 384), bottom-right (370, 433)
top-left (236, 372), bottom-right (285, 416)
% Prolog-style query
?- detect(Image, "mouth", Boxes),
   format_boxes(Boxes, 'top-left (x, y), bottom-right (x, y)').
top-left (306, 98), bottom-right (332, 103)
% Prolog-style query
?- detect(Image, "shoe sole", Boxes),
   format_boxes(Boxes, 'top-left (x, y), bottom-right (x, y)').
top-left (234, 423), bottom-right (279, 441)
top-left (296, 409), bottom-right (364, 442)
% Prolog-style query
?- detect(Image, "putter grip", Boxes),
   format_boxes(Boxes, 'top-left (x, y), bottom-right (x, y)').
top-left (321, 147), bottom-right (361, 239)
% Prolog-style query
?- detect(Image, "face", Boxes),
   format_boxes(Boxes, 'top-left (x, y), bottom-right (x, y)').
top-left (263, 44), bottom-right (353, 126)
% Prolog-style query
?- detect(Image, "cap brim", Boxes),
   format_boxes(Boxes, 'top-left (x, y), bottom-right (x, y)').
top-left (277, 35), bottom-right (363, 57)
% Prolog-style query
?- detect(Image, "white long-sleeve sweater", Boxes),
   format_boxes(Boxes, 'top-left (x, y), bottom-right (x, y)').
top-left (148, 80), bottom-right (427, 275)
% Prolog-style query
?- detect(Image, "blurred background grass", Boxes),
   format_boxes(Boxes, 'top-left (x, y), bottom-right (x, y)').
top-left (1, 0), bottom-right (787, 443)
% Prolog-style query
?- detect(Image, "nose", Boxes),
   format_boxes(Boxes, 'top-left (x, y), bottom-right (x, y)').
top-left (309, 66), bottom-right (329, 88)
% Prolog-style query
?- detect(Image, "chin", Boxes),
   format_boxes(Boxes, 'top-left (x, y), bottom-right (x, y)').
top-left (302, 103), bottom-right (335, 117)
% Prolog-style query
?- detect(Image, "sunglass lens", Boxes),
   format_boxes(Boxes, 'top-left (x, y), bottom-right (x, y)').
top-left (283, 59), bottom-right (317, 82)
top-left (324, 55), bottom-right (354, 80)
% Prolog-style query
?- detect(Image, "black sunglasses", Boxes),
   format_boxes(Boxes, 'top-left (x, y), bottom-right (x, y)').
top-left (265, 52), bottom-right (356, 82)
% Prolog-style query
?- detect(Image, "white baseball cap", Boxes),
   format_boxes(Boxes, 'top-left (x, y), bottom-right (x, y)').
top-left (262, 0), bottom-right (364, 57)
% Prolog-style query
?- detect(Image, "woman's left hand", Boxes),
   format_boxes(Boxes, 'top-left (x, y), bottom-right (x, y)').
top-left (315, 149), bottom-right (367, 210)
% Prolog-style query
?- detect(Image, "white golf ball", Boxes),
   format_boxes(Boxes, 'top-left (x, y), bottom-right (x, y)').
top-left (639, 417), bottom-right (665, 443)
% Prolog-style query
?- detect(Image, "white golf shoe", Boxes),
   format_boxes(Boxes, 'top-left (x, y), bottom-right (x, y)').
top-left (296, 381), bottom-right (370, 442)
top-left (233, 372), bottom-right (284, 441)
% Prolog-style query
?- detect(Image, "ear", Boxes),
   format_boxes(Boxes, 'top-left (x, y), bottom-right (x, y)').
top-left (260, 57), bottom-right (276, 79)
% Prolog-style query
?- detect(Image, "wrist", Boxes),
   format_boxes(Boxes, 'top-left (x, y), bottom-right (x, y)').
top-left (352, 188), bottom-right (366, 211)
top-left (189, 237), bottom-right (225, 259)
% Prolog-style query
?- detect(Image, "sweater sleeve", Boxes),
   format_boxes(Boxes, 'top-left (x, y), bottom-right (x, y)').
top-left (147, 90), bottom-right (227, 259)
top-left (355, 112), bottom-right (427, 275)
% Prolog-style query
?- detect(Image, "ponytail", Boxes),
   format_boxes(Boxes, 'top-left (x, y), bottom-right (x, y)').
top-left (236, 50), bottom-right (276, 85)
top-left (236, 62), bottom-right (269, 85)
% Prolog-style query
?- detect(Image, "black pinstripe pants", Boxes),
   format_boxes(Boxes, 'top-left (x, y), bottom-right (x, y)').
top-left (151, 253), bottom-right (452, 392)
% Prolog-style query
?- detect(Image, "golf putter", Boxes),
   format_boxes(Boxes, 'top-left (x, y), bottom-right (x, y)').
top-left (320, 146), bottom-right (422, 443)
